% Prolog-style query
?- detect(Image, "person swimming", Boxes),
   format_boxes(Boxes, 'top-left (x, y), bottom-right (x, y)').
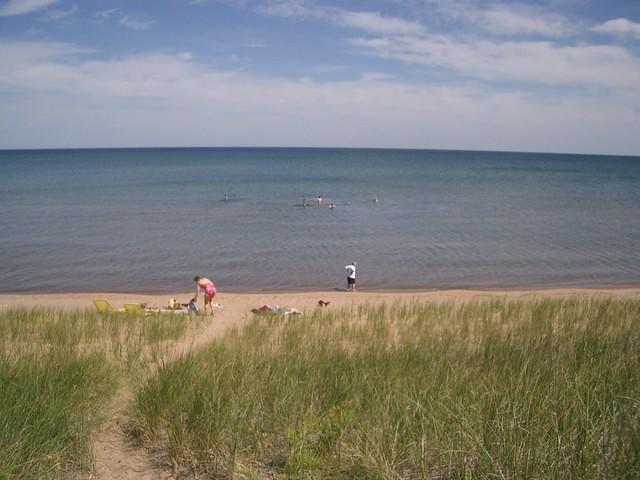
top-left (316, 195), bottom-right (323, 205)
top-left (329, 202), bottom-right (336, 209)
top-left (302, 198), bottom-right (310, 208)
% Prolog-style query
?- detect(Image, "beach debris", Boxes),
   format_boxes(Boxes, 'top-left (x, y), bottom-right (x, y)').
top-left (251, 304), bottom-right (301, 316)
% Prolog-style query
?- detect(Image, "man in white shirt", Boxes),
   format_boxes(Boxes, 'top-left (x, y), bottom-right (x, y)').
top-left (345, 261), bottom-right (357, 292)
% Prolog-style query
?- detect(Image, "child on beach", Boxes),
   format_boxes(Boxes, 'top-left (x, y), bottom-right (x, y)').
top-left (345, 261), bottom-right (357, 292)
top-left (194, 275), bottom-right (217, 315)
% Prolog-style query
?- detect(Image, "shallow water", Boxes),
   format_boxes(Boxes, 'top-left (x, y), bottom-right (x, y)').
top-left (1, 147), bottom-right (639, 292)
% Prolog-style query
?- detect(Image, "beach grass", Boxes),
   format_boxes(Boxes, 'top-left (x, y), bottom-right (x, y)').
top-left (130, 297), bottom-right (640, 479)
top-left (0, 308), bottom-right (200, 479)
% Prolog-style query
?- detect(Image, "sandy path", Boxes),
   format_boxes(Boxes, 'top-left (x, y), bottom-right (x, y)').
top-left (88, 295), bottom-right (261, 480)
top-left (3, 287), bottom-right (640, 479)
top-left (91, 387), bottom-right (174, 480)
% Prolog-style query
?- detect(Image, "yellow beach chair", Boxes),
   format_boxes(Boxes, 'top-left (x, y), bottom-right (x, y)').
top-left (123, 303), bottom-right (159, 316)
top-left (93, 299), bottom-right (125, 313)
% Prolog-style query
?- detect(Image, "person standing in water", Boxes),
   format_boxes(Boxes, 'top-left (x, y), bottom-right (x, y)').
top-left (194, 275), bottom-right (217, 315)
top-left (345, 261), bottom-right (357, 292)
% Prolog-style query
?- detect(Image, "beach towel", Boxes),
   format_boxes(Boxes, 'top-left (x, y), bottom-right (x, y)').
top-left (251, 304), bottom-right (301, 316)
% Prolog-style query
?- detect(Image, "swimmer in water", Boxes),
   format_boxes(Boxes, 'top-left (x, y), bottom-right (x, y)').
top-left (224, 194), bottom-right (230, 201)
top-left (329, 202), bottom-right (336, 209)
top-left (316, 195), bottom-right (323, 205)
top-left (303, 198), bottom-right (309, 208)
top-left (373, 196), bottom-right (379, 203)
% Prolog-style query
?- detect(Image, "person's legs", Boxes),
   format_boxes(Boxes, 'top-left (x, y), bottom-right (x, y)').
top-left (204, 294), bottom-right (214, 315)
top-left (347, 277), bottom-right (355, 292)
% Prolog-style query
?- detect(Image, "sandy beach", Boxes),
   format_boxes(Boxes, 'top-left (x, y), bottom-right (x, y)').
top-left (3, 287), bottom-right (639, 353)
top-left (3, 287), bottom-right (640, 324)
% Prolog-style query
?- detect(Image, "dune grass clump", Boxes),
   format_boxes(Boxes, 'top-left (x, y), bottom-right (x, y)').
top-left (131, 297), bottom-right (640, 479)
top-left (0, 352), bottom-right (115, 479)
top-left (0, 308), bottom-right (200, 479)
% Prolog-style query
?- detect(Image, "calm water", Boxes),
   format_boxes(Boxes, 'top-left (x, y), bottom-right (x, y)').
top-left (1, 148), bottom-right (639, 293)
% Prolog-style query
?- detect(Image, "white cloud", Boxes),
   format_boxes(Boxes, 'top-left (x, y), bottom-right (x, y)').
top-left (350, 35), bottom-right (640, 89)
top-left (592, 18), bottom-right (640, 39)
top-left (336, 11), bottom-right (424, 35)
top-left (360, 72), bottom-right (395, 81)
top-left (41, 3), bottom-right (77, 21)
top-left (0, 40), bottom-right (638, 154)
top-left (469, 4), bottom-right (572, 37)
top-left (258, 1), bottom-right (424, 36)
top-left (92, 8), bottom-right (155, 30)
top-left (94, 8), bottom-right (120, 20)
top-left (257, 0), bottom-right (321, 18)
top-left (405, 0), bottom-right (573, 37)
top-left (119, 15), bottom-right (156, 30)
top-left (0, 0), bottom-right (58, 16)
top-left (0, 40), bottom-right (88, 65)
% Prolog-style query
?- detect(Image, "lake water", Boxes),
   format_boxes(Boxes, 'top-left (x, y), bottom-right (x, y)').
top-left (1, 147), bottom-right (639, 293)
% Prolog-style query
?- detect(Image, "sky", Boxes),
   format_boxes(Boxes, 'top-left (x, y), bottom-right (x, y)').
top-left (1, 0), bottom-right (640, 155)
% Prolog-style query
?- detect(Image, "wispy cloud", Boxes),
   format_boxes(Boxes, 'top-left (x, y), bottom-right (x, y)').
top-left (258, 0), bottom-right (424, 36)
top-left (257, 0), bottom-right (320, 18)
top-left (94, 8), bottom-right (120, 20)
top-left (336, 11), bottom-right (424, 35)
top-left (350, 35), bottom-right (640, 90)
top-left (0, 40), bottom-right (88, 65)
top-left (463, 4), bottom-right (573, 37)
top-left (385, 0), bottom-right (574, 38)
top-left (0, 0), bottom-right (59, 16)
top-left (119, 15), bottom-right (156, 31)
top-left (360, 72), bottom-right (395, 81)
top-left (310, 64), bottom-right (345, 73)
top-left (255, 1), bottom-right (626, 92)
top-left (41, 3), bottom-right (77, 21)
top-left (255, 1), bottom-right (637, 91)
top-left (1, 40), bottom-right (638, 154)
top-left (592, 18), bottom-right (640, 39)
top-left (93, 7), bottom-right (156, 31)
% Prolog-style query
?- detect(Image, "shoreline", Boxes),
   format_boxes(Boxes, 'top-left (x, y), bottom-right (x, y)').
top-left (2, 286), bottom-right (639, 312)
top-left (2, 281), bottom-right (640, 297)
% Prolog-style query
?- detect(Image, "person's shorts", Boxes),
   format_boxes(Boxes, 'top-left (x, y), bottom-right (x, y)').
top-left (204, 287), bottom-right (216, 299)
top-left (347, 277), bottom-right (356, 285)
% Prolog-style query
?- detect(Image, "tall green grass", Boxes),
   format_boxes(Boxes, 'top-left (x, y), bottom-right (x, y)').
top-left (0, 308), bottom-right (200, 479)
top-left (0, 352), bottom-right (114, 479)
top-left (131, 297), bottom-right (640, 479)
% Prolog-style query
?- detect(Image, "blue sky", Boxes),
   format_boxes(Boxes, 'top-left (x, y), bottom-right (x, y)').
top-left (1, 0), bottom-right (639, 154)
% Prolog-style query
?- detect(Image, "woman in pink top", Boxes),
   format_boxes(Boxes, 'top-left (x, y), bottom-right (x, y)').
top-left (194, 275), bottom-right (217, 315)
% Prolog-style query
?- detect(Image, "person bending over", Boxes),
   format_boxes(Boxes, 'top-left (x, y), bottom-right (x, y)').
top-left (194, 275), bottom-right (217, 315)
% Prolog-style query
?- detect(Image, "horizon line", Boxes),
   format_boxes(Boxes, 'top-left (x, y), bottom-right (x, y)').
top-left (1, 145), bottom-right (638, 159)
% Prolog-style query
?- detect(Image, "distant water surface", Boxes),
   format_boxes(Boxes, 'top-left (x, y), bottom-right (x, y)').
top-left (1, 148), bottom-right (639, 293)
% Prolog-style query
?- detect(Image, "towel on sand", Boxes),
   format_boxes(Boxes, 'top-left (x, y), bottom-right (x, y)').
top-left (251, 304), bottom-right (301, 316)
